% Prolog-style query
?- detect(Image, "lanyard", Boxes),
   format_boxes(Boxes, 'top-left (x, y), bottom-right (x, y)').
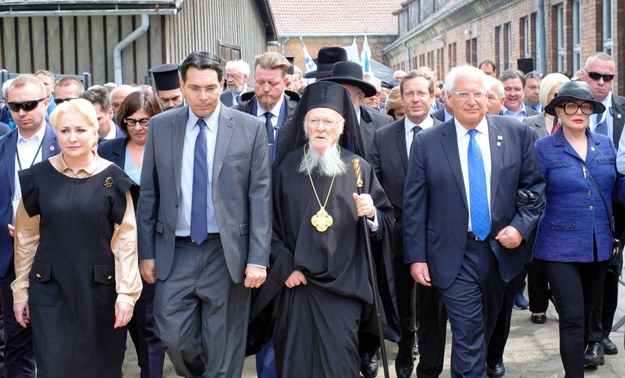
top-left (16, 138), bottom-right (44, 171)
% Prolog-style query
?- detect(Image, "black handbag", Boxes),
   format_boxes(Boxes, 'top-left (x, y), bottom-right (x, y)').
top-left (582, 163), bottom-right (622, 269)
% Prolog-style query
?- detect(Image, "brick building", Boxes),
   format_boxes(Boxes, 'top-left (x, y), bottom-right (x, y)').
top-left (267, 0), bottom-right (402, 74)
top-left (384, 0), bottom-right (624, 93)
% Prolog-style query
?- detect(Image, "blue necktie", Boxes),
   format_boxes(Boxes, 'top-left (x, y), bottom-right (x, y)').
top-left (190, 119), bottom-right (208, 245)
top-left (468, 129), bottom-right (491, 240)
top-left (595, 111), bottom-right (608, 135)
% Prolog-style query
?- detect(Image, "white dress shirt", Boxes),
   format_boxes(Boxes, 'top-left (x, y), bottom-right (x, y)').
top-left (12, 126), bottom-right (46, 219)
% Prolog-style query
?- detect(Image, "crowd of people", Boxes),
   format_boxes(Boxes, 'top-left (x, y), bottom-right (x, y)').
top-left (0, 45), bottom-right (622, 378)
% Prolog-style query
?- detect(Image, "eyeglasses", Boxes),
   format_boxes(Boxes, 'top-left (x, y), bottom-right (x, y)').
top-left (125, 118), bottom-right (150, 127)
top-left (585, 71), bottom-right (614, 82)
top-left (452, 90), bottom-right (486, 101)
top-left (7, 97), bottom-right (47, 112)
top-left (558, 102), bottom-right (594, 115)
top-left (226, 74), bottom-right (242, 80)
top-left (525, 71), bottom-right (544, 80)
top-left (54, 97), bottom-right (77, 105)
top-left (402, 91), bottom-right (431, 100)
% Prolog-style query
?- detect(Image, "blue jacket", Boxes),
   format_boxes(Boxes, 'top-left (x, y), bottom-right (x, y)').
top-left (0, 124), bottom-right (59, 277)
top-left (534, 128), bottom-right (625, 262)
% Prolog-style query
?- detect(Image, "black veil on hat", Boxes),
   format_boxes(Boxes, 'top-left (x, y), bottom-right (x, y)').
top-left (274, 80), bottom-right (364, 167)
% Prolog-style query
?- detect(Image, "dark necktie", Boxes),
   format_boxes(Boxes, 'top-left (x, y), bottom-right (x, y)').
top-left (468, 129), bottom-right (491, 240)
top-left (190, 119), bottom-right (208, 245)
top-left (595, 111), bottom-right (608, 136)
top-left (412, 125), bottom-right (421, 142)
top-left (264, 112), bottom-right (274, 144)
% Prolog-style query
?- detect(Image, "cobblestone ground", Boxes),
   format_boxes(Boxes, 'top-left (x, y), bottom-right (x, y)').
top-left (122, 281), bottom-right (625, 377)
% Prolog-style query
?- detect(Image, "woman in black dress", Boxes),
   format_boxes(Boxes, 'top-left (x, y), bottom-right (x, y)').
top-left (12, 98), bottom-right (142, 378)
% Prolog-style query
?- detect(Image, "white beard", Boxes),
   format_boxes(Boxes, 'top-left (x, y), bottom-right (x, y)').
top-left (298, 143), bottom-right (347, 177)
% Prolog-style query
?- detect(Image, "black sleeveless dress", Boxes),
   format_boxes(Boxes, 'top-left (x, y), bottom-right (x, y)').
top-left (19, 160), bottom-right (136, 378)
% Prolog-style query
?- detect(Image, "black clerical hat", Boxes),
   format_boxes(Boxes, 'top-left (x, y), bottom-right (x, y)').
top-left (303, 47), bottom-right (348, 79)
top-left (322, 61), bottom-right (376, 97)
top-left (274, 80), bottom-right (364, 166)
top-left (149, 63), bottom-right (180, 91)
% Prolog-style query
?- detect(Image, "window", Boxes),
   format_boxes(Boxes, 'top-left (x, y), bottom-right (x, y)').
top-left (572, 0), bottom-right (581, 72)
top-left (520, 16), bottom-right (530, 58)
top-left (602, 0), bottom-right (613, 55)
top-left (556, 4), bottom-right (565, 72)
top-left (495, 26), bottom-right (503, 74)
top-left (218, 41), bottom-right (241, 62)
top-left (504, 22), bottom-right (512, 69)
top-left (448, 42), bottom-right (457, 71)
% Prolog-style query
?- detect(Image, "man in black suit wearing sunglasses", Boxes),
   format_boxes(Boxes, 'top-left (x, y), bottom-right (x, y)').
top-left (582, 51), bottom-right (625, 365)
top-left (0, 74), bottom-right (60, 377)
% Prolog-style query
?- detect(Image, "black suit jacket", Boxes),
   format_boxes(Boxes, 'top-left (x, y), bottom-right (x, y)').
top-left (359, 104), bottom-right (393, 161)
top-left (403, 115), bottom-right (545, 289)
top-left (370, 117), bottom-right (442, 256)
top-left (234, 91), bottom-right (299, 167)
top-left (98, 137), bottom-right (127, 169)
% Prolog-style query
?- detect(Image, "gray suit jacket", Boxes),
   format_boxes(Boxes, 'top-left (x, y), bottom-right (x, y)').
top-left (137, 105), bottom-right (272, 283)
top-left (522, 112), bottom-right (549, 138)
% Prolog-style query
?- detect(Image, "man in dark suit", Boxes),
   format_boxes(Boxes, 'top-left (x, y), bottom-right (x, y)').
top-left (369, 69), bottom-right (446, 378)
top-left (235, 52), bottom-right (299, 165)
top-left (324, 61), bottom-right (393, 162)
top-left (220, 60), bottom-right (250, 107)
top-left (137, 51), bottom-right (272, 377)
top-left (79, 86), bottom-right (124, 145)
top-left (584, 51), bottom-right (625, 362)
top-left (403, 65), bottom-right (545, 377)
top-left (0, 74), bottom-right (60, 377)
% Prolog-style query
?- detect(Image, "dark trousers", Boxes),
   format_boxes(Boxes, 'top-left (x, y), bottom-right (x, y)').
top-left (542, 259), bottom-right (607, 378)
top-left (127, 280), bottom-right (166, 378)
top-left (0, 266), bottom-right (35, 378)
top-left (439, 239), bottom-right (506, 378)
top-left (416, 284), bottom-right (447, 378)
top-left (527, 258), bottom-right (551, 313)
top-left (486, 273), bottom-right (522, 367)
top-left (589, 266), bottom-right (620, 342)
top-left (394, 262), bottom-right (416, 363)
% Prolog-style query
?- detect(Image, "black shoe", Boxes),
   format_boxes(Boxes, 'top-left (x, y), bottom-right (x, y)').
top-left (600, 337), bottom-right (618, 355)
top-left (395, 352), bottom-right (414, 378)
top-left (584, 342), bottom-right (605, 367)
top-left (360, 352), bottom-right (379, 378)
top-left (487, 361), bottom-right (506, 377)
top-left (530, 313), bottom-right (547, 324)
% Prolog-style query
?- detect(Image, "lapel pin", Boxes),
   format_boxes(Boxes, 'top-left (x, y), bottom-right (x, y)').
top-left (497, 135), bottom-right (503, 146)
top-left (618, 114), bottom-right (622, 119)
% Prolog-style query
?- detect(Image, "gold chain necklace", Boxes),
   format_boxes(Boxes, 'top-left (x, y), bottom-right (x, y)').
top-left (304, 145), bottom-right (338, 232)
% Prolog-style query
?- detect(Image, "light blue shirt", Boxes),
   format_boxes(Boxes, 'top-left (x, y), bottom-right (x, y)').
top-left (591, 92), bottom-right (613, 138)
top-left (123, 148), bottom-right (142, 185)
top-left (502, 105), bottom-right (530, 121)
top-left (175, 104), bottom-right (221, 236)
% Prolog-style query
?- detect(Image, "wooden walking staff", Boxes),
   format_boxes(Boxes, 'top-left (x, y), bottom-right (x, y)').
top-left (352, 158), bottom-right (390, 378)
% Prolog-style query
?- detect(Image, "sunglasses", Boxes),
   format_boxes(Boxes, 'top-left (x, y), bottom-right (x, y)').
top-left (7, 97), bottom-right (47, 112)
top-left (586, 71), bottom-right (614, 82)
top-left (54, 97), bottom-right (77, 105)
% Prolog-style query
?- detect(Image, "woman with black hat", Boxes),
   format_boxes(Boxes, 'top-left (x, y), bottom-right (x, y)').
top-left (533, 81), bottom-right (625, 377)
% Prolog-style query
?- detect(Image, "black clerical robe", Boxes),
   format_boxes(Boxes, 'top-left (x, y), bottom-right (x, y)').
top-left (259, 148), bottom-right (395, 377)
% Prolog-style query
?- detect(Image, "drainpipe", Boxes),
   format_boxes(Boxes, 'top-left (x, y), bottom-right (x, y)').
top-left (404, 42), bottom-right (411, 71)
top-left (536, 0), bottom-right (547, 74)
top-left (114, 13), bottom-right (150, 85)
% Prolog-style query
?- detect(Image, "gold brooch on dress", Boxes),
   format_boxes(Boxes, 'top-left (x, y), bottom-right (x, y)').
top-left (104, 177), bottom-right (114, 188)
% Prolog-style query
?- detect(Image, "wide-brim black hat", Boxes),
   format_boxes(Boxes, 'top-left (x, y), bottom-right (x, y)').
top-left (322, 61), bottom-right (377, 97)
top-left (303, 47), bottom-right (348, 79)
top-left (273, 80), bottom-right (364, 167)
top-left (149, 63), bottom-right (180, 91)
top-left (544, 81), bottom-right (606, 116)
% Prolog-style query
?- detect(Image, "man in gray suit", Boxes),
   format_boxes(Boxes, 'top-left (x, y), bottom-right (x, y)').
top-left (137, 51), bottom-right (272, 377)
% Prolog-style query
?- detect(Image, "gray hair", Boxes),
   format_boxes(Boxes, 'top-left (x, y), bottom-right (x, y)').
top-left (443, 65), bottom-right (486, 93)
